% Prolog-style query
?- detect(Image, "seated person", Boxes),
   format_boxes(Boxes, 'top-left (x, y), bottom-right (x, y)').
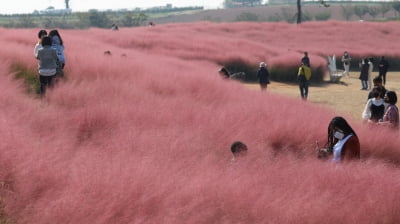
top-left (318, 116), bottom-right (360, 162)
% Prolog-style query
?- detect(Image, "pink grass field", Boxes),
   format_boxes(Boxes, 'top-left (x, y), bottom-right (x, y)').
top-left (1, 21), bottom-right (400, 223)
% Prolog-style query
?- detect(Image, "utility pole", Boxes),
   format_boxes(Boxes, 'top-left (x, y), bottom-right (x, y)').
top-left (296, 0), bottom-right (301, 24)
top-left (65, 0), bottom-right (70, 9)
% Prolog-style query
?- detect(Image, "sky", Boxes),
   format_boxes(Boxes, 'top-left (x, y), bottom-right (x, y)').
top-left (0, 0), bottom-right (225, 14)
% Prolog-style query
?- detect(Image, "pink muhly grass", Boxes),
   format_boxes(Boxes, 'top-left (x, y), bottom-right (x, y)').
top-left (1, 22), bottom-right (400, 223)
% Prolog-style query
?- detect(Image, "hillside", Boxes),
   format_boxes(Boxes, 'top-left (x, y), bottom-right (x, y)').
top-left (152, 4), bottom-right (397, 24)
top-left (1, 21), bottom-right (400, 223)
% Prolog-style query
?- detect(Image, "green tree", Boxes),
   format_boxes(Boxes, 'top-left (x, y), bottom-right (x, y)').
top-left (392, 1), bottom-right (400, 17)
top-left (340, 4), bottom-right (353, 21)
top-left (65, 0), bottom-right (70, 9)
top-left (302, 10), bottom-right (312, 22)
top-left (280, 7), bottom-right (296, 23)
top-left (380, 3), bottom-right (392, 18)
top-left (315, 10), bottom-right (331, 21)
top-left (122, 12), bottom-right (148, 27)
top-left (88, 10), bottom-right (110, 28)
top-left (354, 5), bottom-right (368, 20)
top-left (368, 6), bottom-right (379, 19)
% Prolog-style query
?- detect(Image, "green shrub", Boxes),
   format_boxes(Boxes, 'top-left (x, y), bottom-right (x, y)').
top-left (221, 60), bottom-right (325, 83)
top-left (235, 12), bottom-right (260, 22)
top-left (269, 65), bottom-right (325, 83)
top-left (315, 10), bottom-right (331, 21)
top-left (11, 64), bottom-right (40, 95)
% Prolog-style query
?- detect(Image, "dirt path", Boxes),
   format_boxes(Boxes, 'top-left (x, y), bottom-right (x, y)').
top-left (244, 71), bottom-right (400, 122)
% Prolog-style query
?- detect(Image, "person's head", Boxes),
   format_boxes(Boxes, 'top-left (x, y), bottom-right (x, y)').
top-left (381, 56), bottom-right (385, 60)
top-left (41, 36), bottom-right (52, 47)
top-left (327, 116), bottom-right (357, 146)
top-left (49, 29), bottom-right (63, 45)
top-left (384, 91), bottom-right (397, 105)
top-left (231, 141), bottom-right (248, 157)
top-left (364, 58), bottom-right (369, 64)
top-left (304, 52), bottom-right (308, 56)
top-left (344, 51), bottom-right (348, 56)
top-left (259, 62), bottom-right (266, 68)
top-left (219, 67), bottom-right (230, 78)
top-left (38, 29), bottom-right (47, 39)
top-left (372, 86), bottom-right (383, 99)
top-left (373, 76), bottom-right (383, 87)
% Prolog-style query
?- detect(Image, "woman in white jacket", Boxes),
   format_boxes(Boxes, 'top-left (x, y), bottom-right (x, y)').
top-left (362, 86), bottom-right (385, 123)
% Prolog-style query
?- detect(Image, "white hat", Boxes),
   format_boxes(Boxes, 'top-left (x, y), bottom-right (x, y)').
top-left (259, 62), bottom-right (266, 67)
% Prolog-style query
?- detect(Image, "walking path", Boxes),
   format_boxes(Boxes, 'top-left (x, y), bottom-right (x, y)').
top-left (244, 72), bottom-right (400, 121)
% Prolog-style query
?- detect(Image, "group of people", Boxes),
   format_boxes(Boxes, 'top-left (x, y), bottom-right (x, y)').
top-left (342, 51), bottom-right (390, 87)
top-left (34, 29), bottom-right (66, 95)
top-left (362, 76), bottom-right (399, 129)
top-left (227, 52), bottom-right (397, 164)
top-left (357, 55), bottom-right (390, 90)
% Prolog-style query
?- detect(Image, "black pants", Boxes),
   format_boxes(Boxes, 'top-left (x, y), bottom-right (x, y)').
top-left (379, 71), bottom-right (387, 85)
top-left (299, 81), bottom-right (309, 99)
top-left (39, 75), bottom-right (55, 95)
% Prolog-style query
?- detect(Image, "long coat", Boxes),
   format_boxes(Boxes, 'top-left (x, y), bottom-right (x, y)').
top-left (359, 63), bottom-right (369, 81)
top-left (257, 67), bottom-right (270, 85)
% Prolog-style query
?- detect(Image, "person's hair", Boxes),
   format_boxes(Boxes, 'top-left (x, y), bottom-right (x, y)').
top-left (326, 116), bottom-right (357, 149)
top-left (219, 67), bottom-right (230, 78)
top-left (48, 29), bottom-right (63, 46)
top-left (304, 52), bottom-right (308, 55)
top-left (385, 91), bottom-right (397, 105)
top-left (364, 58), bottom-right (369, 64)
top-left (231, 141), bottom-right (248, 155)
top-left (372, 86), bottom-right (383, 98)
top-left (41, 36), bottom-right (52, 46)
top-left (373, 76), bottom-right (382, 84)
top-left (38, 29), bottom-right (47, 39)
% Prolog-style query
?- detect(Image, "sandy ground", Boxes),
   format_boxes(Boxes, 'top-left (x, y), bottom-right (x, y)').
top-left (244, 71), bottom-right (400, 122)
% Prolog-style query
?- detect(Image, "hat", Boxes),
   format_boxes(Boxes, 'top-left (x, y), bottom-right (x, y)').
top-left (259, 62), bottom-right (266, 67)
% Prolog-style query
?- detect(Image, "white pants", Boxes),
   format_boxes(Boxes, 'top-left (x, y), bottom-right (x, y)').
top-left (343, 64), bottom-right (350, 76)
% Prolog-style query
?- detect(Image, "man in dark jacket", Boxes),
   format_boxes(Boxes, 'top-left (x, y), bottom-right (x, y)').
top-left (378, 56), bottom-right (390, 85)
top-left (257, 62), bottom-right (270, 90)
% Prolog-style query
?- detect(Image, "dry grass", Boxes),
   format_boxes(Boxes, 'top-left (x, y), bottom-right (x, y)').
top-left (244, 71), bottom-right (400, 121)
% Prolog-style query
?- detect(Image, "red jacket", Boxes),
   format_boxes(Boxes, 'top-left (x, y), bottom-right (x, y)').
top-left (341, 135), bottom-right (360, 161)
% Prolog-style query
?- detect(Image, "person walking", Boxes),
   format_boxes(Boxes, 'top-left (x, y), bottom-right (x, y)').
top-left (378, 56), bottom-right (390, 85)
top-left (341, 51), bottom-right (351, 77)
top-left (257, 62), bottom-right (270, 90)
top-left (298, 63), bottom-right (311, 100)
top-left (36, 36), bottom-right (58, 95)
